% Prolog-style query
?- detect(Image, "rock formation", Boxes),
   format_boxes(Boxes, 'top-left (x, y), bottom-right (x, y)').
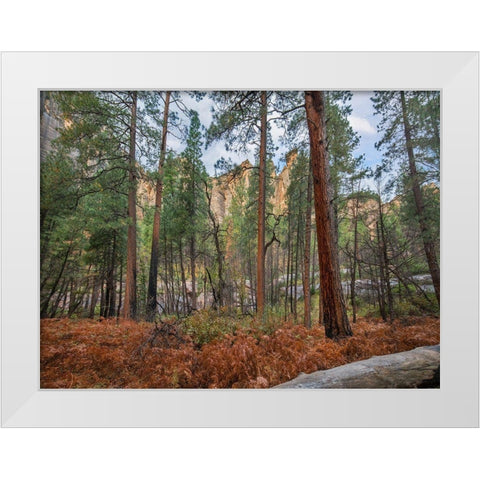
top-left (40, 92), bottom-right (63, 163)
top-left (210, 150), bottom-right (298, 223)
top-left (210, 159), bottom-right (253, 223)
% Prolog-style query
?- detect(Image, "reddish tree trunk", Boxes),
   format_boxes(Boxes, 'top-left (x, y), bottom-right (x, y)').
top-left (147, 91), bottom-right (171, 320)
top-left (123, 91), bottom-right (138, 320)
top-left (256, 91), bottom-right (267, 318)
top-left (305, 91), bottom-right (352, 339)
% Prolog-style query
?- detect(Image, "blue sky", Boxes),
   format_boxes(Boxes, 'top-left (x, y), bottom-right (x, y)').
top-left (168, 91), bottom-right (383, 178)
top-left (349, 91), bottom-right (382, 168)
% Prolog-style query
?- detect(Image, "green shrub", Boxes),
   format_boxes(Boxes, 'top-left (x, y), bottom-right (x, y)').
top-left (182, 308), bottom-right (241, 346)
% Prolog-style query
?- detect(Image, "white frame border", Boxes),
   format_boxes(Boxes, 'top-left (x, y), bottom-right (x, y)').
top-left (1, 52), bottom-right (478, 427)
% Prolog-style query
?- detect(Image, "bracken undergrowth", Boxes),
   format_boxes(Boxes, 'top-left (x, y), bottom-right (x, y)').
top-left (40, 314), bottom-right (440, 389)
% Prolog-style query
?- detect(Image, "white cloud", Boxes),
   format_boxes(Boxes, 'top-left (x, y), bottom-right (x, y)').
top-left (349, 115), bottom-right (376, 135)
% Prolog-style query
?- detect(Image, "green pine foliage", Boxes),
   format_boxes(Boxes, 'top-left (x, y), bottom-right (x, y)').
top-left (40, 90), bottom-right (440, 323)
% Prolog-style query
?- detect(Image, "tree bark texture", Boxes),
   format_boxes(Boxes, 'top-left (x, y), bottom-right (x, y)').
top-left (305, 91), bottom-right (352, 339)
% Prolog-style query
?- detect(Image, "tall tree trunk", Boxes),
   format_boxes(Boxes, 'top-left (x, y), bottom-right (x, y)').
top-left (181, 242), bottom-right (188, 313)
top-left (67, 277), bottom-right (77, 317)
top-left (147, 91), bottom-right (171, 321)
top-left (311, 225), bottom-right (316, 288)
top-left (293, 201), bottom-right (302, 320)
top-left (190, 236), bottom-right (197, 310)
top-left (284, 214), bottom-right (291, 319)
top-left (400, 91), bottom-right (440, 304)
top-left (123, 91), bottom-right (138, 320)
top-left (162, 237), bottom-right (170, 314)
top-left (317, 270), bottom-right (324, 325)
top-left (288, 219), bottom-right (295, 315)
top-left (106, 233), bottom-right (117, 317)
top-left (375, 222), bottom-right (387, 322)
top-left (169, 241), bottom-right (179, 317)
top-left (116, 261), bottom-right (123, 319)
top-left (214, 233), bottom-right (225, 308)
top-left (377, 197), bottom-right (394, 322)
top-left (350, 188), bottom-right (360, 323)
top-left (303, 161), bottom-right (313, 328)
top-left (100, 276), bottom-right (106, 318)
top-left (256, 91), bottom-right (267, 318)
top-left (248, 244), bottom-right (255, 310)
top-left (310, 224), bottom-right (324, 324)
top-left (89, 274), bottom-right (99, 318)
top-left (179, 239), bottom-right (189, 314)
top-left (305, 91), bottom-right (352, 339)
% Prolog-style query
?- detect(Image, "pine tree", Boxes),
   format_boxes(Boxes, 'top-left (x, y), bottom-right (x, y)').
top-left (257, 91), bottom-right (268, 317)
top-left (180, 110), bottom-right (208, 311)
top-left (123, 91), bottom-right (138, 320)
top-left (304, 91), bottom-right (352, 339)
top-left (146, 91), bottom-right (171, 321)
top-left (372, 91), bottom-right (440, 304)
top-left (40, 91), bottom-right (141, 319)
top-left (207, 91), bottom-right (272, 318)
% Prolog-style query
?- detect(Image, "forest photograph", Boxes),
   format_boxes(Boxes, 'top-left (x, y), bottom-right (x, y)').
top-left (40, 90), bottom-right (440, 389)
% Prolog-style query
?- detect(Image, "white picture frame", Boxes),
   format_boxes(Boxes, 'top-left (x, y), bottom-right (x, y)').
top-left (1, 51), bottom-right (478, 427)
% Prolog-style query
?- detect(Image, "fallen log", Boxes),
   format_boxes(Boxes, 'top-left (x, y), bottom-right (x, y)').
top-left (274, 345), bottom-right (440, 389)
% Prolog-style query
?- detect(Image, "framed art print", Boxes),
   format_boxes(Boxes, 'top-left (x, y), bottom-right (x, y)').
top-left (1, 52), bottom-right (478, 426)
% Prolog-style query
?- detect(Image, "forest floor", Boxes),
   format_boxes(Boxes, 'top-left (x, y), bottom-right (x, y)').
top-left (40, 312), bottom-right (440, 388)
